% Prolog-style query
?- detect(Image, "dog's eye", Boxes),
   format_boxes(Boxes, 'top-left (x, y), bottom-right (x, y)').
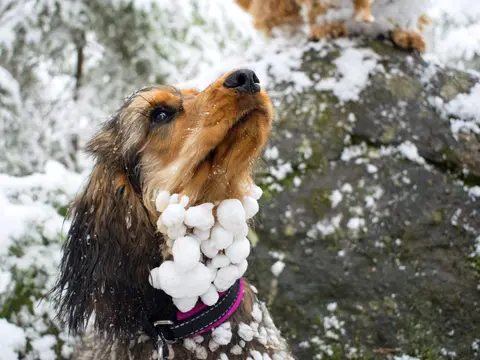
top-left (150, 107), bottom-right (175, 125)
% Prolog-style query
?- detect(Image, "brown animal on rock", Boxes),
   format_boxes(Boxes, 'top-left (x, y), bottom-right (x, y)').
top-left (237, 0), bottom-right (430, 53)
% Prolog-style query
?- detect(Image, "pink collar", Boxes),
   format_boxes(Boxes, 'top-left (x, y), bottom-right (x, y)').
top-left (176, 278), bottom-right (245, 337)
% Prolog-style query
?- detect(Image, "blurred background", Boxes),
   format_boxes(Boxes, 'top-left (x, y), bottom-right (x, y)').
top-left (0, 0), bottom-right (479, 359)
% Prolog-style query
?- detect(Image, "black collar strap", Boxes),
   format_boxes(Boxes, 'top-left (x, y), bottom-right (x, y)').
top-left (148, 279), bottom-right (243, 359)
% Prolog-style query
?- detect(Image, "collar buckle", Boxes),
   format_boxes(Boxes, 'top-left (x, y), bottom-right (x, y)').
top-left (154, 320), bottom-right (174, 360)
top-left (154, 320), bottom-right (174, 327)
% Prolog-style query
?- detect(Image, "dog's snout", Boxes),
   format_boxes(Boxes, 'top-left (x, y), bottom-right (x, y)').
top-left (223, 69), bottom-right (260, 94)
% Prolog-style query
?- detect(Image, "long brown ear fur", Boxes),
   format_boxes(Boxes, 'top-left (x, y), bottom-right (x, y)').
top-left (52, 119), bottom-right (174, 340)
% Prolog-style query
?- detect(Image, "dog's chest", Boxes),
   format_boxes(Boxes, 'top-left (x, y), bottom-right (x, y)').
top-left (167, 301), bottom-right (292, 359)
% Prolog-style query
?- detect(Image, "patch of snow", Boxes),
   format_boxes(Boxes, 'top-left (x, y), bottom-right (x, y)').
top-left (316, 47), bottom-right (379, 102)
top-left (30, 334), bottom-right (57, 360)
top-left (330, 190), bottom-right (343, 208)
top-left (397, 141), bottom-right (426, 165)
top-left (467, 186), bottom-right (480, 199)
top-left (264, 146), bottom-right (279, 160)
top-left (428, 0), bottom-right (480, 68)
top-left (341, 143), bottom-right (367, 162)
top-left (346, 217), bottom-right (365, 230)
top-left (271, 261), bottom-right (286, 277)
top-left (446, 83), bottom-right (480, 139)
top-left (394, 356), bottom-right (421, 360)
top-left (0, 319), bottom-right (26, 360)
top-left (327, 302), bottom-right (337, 312)
top-left (366, 164), bottom-right (378, 174)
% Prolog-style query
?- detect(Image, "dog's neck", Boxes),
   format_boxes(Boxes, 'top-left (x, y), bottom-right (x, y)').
top-left (149, 188), bottom-right (261, 314)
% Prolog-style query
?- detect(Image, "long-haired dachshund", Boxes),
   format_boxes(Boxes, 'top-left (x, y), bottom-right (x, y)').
top-left (237, 0), bottom-right (430, 53)
top-left (52, 70), bottom-right (294, 359)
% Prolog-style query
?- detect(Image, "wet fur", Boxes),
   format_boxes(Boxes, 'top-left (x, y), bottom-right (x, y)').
top-left (52, 71), bottom-right (292, 359)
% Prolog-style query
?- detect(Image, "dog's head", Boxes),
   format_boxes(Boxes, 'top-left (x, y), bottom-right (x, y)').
top-left (53, 69), bottom-right (273, 339)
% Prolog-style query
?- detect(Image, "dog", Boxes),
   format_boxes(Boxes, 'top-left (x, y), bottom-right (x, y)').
top-left (51, 69), bottom-right (295, 360)
top-left (236, 0), bottom-right (430, 53)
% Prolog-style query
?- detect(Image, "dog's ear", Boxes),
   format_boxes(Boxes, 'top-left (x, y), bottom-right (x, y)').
top-left (52, 124), bottom-right (171, 338)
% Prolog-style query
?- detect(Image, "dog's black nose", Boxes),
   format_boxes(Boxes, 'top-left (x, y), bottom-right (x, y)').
top-left (223, 69), bottom-right (260, 94)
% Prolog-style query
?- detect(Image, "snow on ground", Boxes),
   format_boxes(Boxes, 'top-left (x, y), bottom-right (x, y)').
top-left (427, 0), bottom-right (480, 69)
top-left (315, 44), bottom-right (380, 102)
top-left (445, 83), bottom-right (480, 139)
top-left (1, 0), bottom-right (480, 359)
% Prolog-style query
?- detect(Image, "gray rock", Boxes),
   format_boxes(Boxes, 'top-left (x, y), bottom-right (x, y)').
top-left (248, 39), bottom-right (480, 359)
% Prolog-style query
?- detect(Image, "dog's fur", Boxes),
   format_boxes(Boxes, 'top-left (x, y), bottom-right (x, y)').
top-left (237, 0), bottom-right (430, 53)
top-left (52, 71), bottom-right (293, 359)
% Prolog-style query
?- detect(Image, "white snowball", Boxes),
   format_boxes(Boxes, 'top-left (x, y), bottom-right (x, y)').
top-left (217, 199), bottom-right (247, 235)
top-left (160, 204), bottom-right (185, 228)
top-left (241, 196), bottom-right (259, 219)
top-left (230, 345), bottom-right (243, 355)
top-left (238, 322), bottom-right (255, 342)
top-left (167, 224), bottom-right (187, 240)
top-left (251, 303), bottom-right (263, 323)
top-left (155, 190), bottom-right (171, 212)
top-left (156, 216), bottom-right (167, 233)
top-left (211, 254), bottom-right (231, 268)
top-left (183, 338), bottom-right (197, 352)
top-left (225, 238), bottom-right (250, 264)
top-left (214, 265), bottom-right (240, 291)
top-left (192, 236), bottom-right (203, 245)
top-left (193, 335), bottom-right (204, 344)
top-left (172, 236), bottom-right (201, 271)
top-left (195, 346), bottom-right (208, 360)
top-left (173, 296), bottom-right (198, 312)
top-left (234, 223), bottom-right (249, 240)
top-left (179, 195), bottom-right (190, 208)
top-left (209, 340), bottom-right (220, 352)
top-left (184, 203), bottom-right (215, 230)
top-left (236, 259), bottom-right (248, 277)
top-left (257, 327), bottom-right (268, 345)
top-left (150, 261), bottom-right (214, 298)
top-left (250, 350), bottom-right (263, 360)
top-left (200, 284), bottom-right (219, 306)
top-left (169, 194), bottom-right (179, 204)
top-left (210, 224), bottom-right (234, 250)
top-left (212, 322), bottom-right (232, 345)
top-left (249, 185), bottom-right (263, 200)
top-left (194, 227), bottom-right (210, 241)
top-left (200, 239), bottom-right (218, 258)
top-left (148, 266), bottom-right (161, 288)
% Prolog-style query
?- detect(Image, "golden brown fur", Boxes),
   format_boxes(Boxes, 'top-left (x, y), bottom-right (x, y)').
top-left (237, 0), bottom-right (429, 53)
top-left (52, 70), bottom-right (292, 359)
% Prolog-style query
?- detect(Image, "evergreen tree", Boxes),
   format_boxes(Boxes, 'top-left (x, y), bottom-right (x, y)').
top-left (0, 0), bottom-right (255, 175)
